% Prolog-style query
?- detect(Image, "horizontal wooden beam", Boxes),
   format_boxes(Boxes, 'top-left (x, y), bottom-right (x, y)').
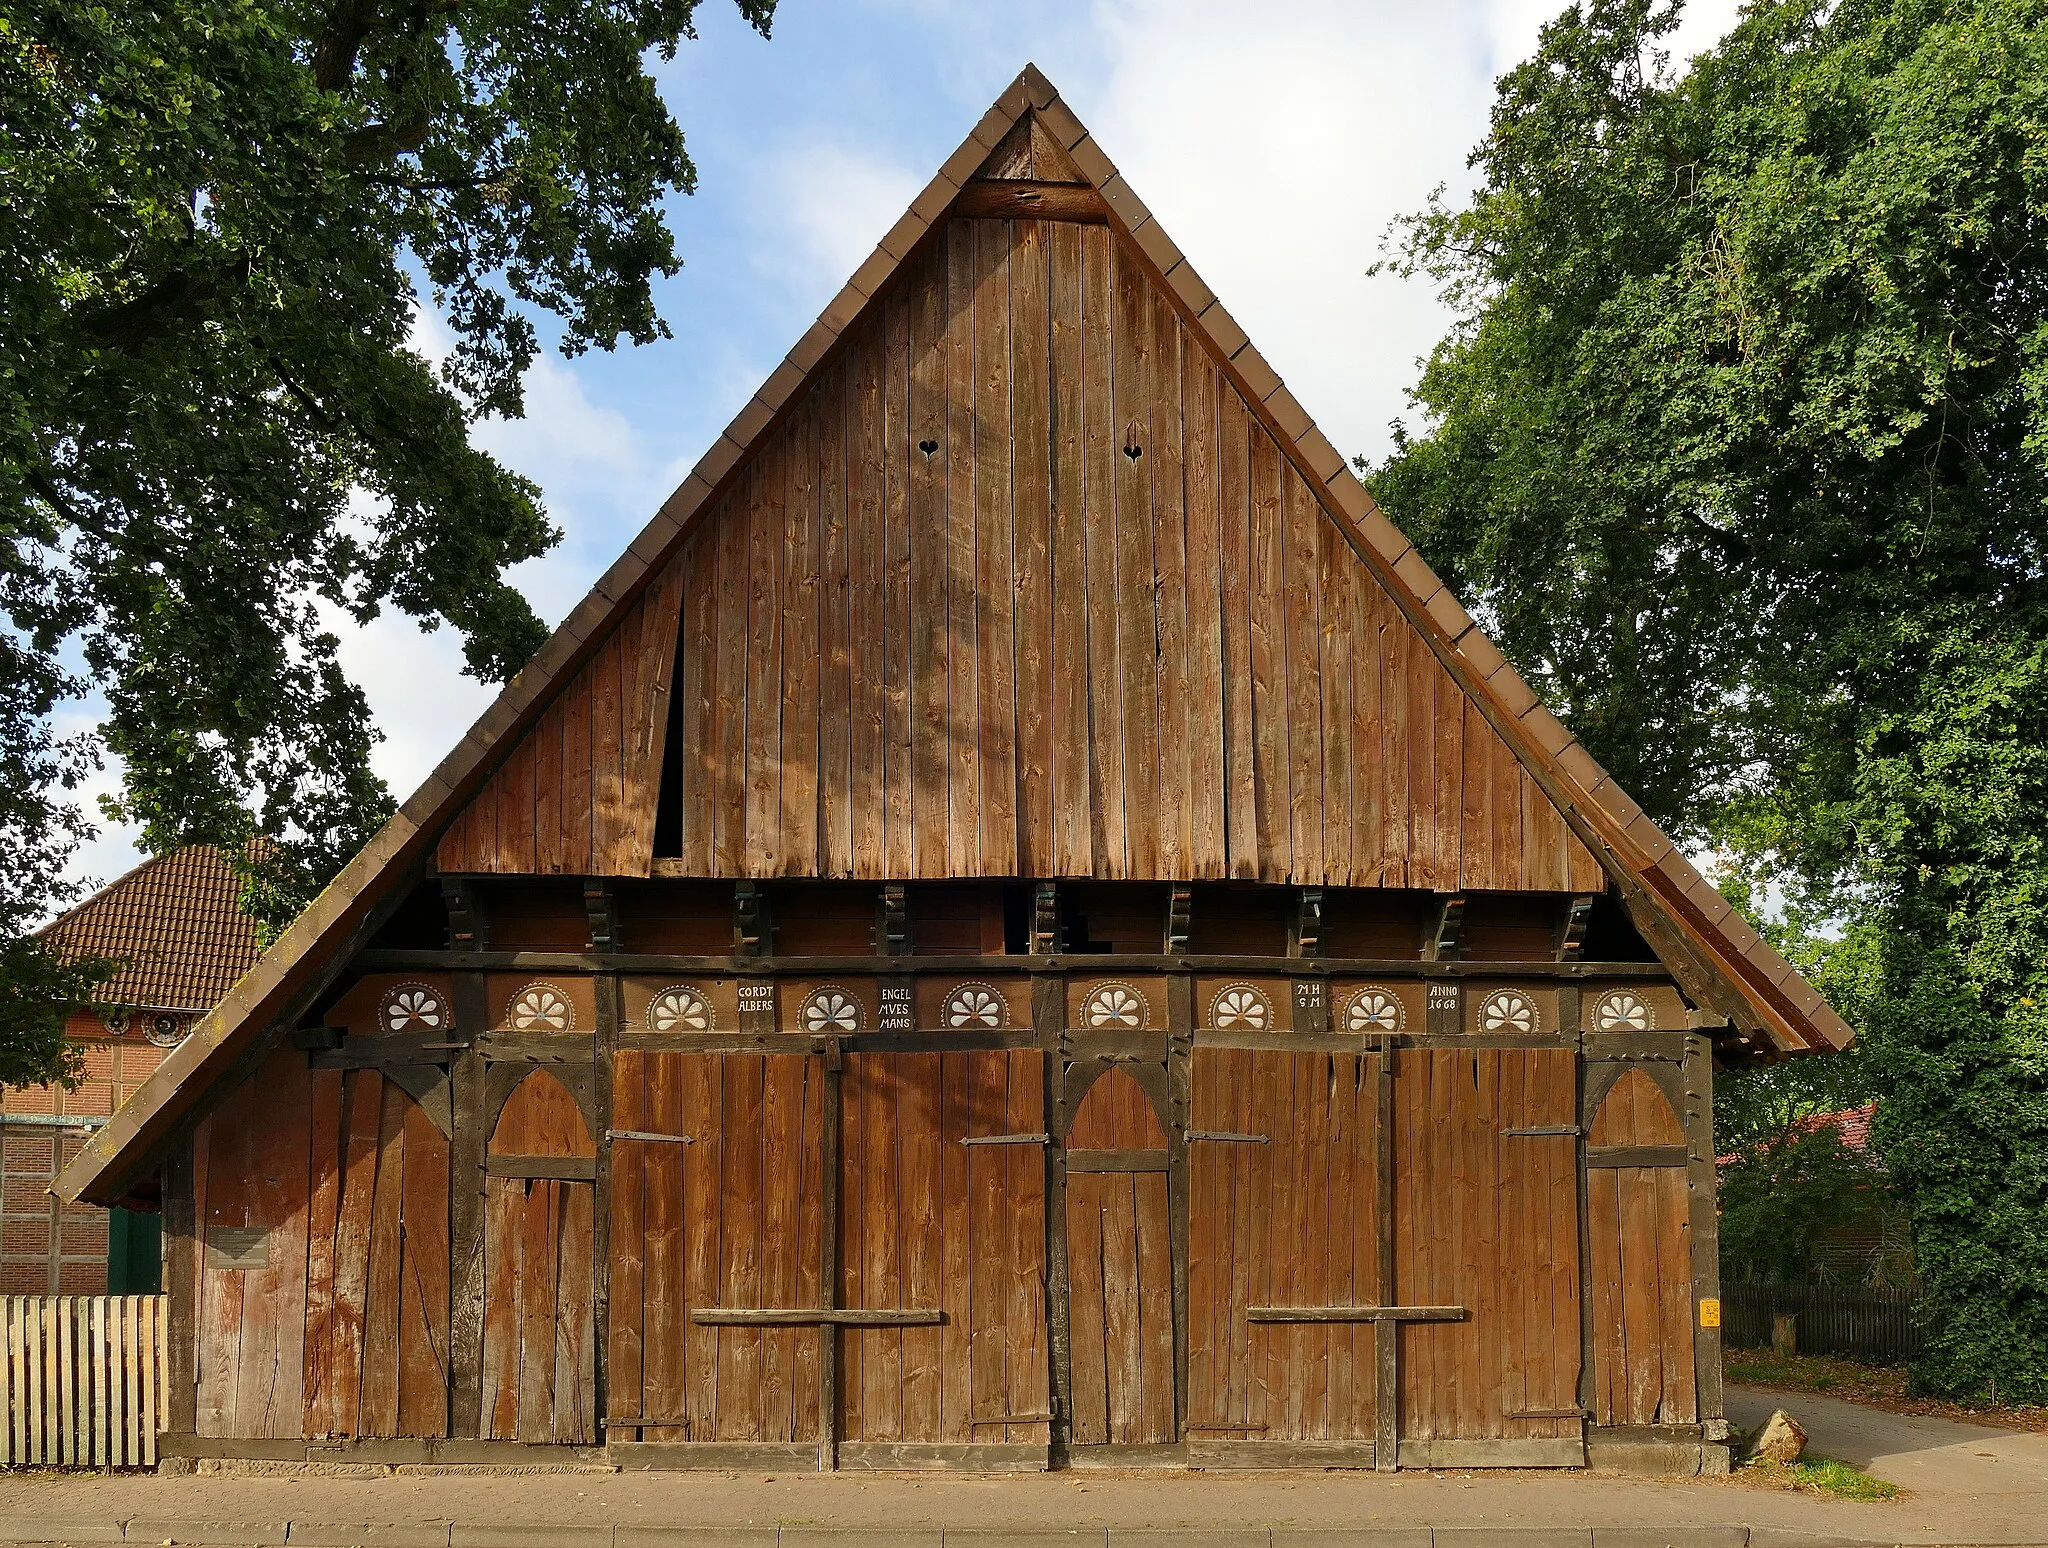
top-left (952, 179), bottom-right (1107, 222)
top-left (1246, 1305), bottom-right (1466, 1323)
top-left (354, 948), bottom-right (1674, 980)
top-left (691, 1307), bottom-right (942, 1326)
top-left (1066, 1148), bottom-right (1170, 1173)
top-left (1586, 1143), bottom-right (1690, 1169)
top-left (484, 1154), bottom-right (595, 1180)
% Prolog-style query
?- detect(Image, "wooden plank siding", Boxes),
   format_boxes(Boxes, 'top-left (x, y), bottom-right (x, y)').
top-left (432, 216), bottom-right (1600, 893)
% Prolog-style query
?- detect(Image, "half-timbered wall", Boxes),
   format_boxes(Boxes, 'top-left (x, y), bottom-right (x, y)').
top-left (434, 215), bottom-right (1603, 893)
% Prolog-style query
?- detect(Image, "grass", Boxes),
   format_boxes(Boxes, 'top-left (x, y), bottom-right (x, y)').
top-left (1724, 1348), bottom-right (2048, 1434)
top-left (1733, 1453), bottom-right (1901, 1502)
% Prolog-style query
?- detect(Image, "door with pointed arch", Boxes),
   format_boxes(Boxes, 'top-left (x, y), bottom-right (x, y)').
top-left (1063, 1064), bottom-right (1176, 1451)
top-left (482, 1067), bottom-right (598, 1444)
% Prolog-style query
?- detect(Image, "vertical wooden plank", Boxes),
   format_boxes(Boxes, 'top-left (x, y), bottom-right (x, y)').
top-left (1006, 1050), bottom-right (1050, 1444)
top-left (838, 1053), bottom-right (867, 1443)
top-left (1134, 1170), bottom-right (1175, 1444)
top-left (302, 1068), bottom-right (345, 1436)
top-left (1110, 241), bottom-right (1158, 879)
top-left (681, 1053), bottom-right (720, 1444)
top-left (819, 361), bottom-right (854, 877)
top-left (1219, 389), bottom-right (1257, 879)
top-left (1080, 225), bottom-right (1124, 875)
top-left (1320, 516), bottom-right (1356, 887)
top-left (1587, 1166), bottom-right (1623, 1426)
top-left (808, 1053), bottom-right (833, 1460)
top-left (1349, 561), bottom-right (1387, 886)
top-left (745, 453), bottom-right (787, 876)
top-left (882, 282), bottom-right (917, 878)
top-left (1012, 219), bottom-right (1056, 877)
top-left (670, 540), bottom-right (710, 873)
top-left (938, 1051), bottom-right (972, 1440)
top-left (608, 1052), bottom-right (647, 1433)
top-left (944, 220), bottom-right (981, 876)
top-left (530, 697), bottom-right (564, 876)
top-left (722, 1055), bottom-right (766, 1439)
top-left (398, 1097), bottom-right (452, 1438)
top-left (646, 1051), bottom-right (689, 1441)
top-left (1184, 347), bottom-right (1226, 878)
top-left (1047, 222), bottom-right (1093, 877)
top-left (974, 217), bottom-right (1019, 876)
top-left (758, 1056), bottom-right (796, 1441)
top-left (846, 322), bottom-right (889, 880)
top-left (1378, 588), bottom-right (1412, 887)
top-left (1151, 290), bottom-right (1192, 878)
top-left (196, 1092), bottom-right (248, 1438)
top-left (1248, 428), bottom-right (1290, 880)
top-left (479, 1177), bottom-right (521, 1439)
top-left (359, 1080), bottom-right (408, 1438)
top-left (909, 243), bottom-right (952, 879)
top-left (781, 389), bottom-right (823, 878)
top-left (515, 1179), bottom-right (559, 1441)
top-left (1066, 1174), bottom-right (1108, 1445)
top-left (1098, 1174), bottom-right (1139, 1443)
top-left (966, 1052), bottom-right (1006, 1438)
top-left (553, 1182), bottom-right (596, 1443)
top-left (235, 1053), bottom-right (311, 1439)
top-left (712, 484), bottom-right (750, 876)
top-left (1283, 467), bottom-right (1325, 883)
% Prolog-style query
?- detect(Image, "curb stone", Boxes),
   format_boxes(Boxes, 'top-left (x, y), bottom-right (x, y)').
top-left (123, 1522), bottom-right (289, 1546)
top-left (284, 1526), bottom-right (455, 1546)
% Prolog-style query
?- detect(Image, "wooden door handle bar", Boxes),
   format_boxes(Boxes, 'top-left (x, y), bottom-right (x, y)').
top-left (1501, 1126), bottom-right (1581, 1138)
top-left (607, 1129), bottom-right (694, 1144)
top-left (1246, 1305), bottom-right (1466, 1323)
top-left (1187, 1130), bottom-right (1269, 1144)
top-left (691, 1308), bottom-right (943, 1326)
top-left (960, 1133), bottom-right (1050, 1146)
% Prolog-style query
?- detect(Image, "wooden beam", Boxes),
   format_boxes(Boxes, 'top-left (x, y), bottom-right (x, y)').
top-left (1428, 895), bottom-right (1467, 961)
top-left (584, 881), bottom-right (620, 953)
top-left (441, 878), bottom-right (487, 951)
top-left (691, 1308), bottom-right (940, 1327)
top-left (953, 180), bottom-right (1106, 222)
top-left (448, 973), bottom-right (489, 1440)
top-left (1247, 1306), bottom-right (1465, 1323)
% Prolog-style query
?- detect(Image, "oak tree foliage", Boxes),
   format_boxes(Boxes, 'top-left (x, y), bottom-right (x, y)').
top-left (1373, 0), bottom-right (2048, 1396)
top-left (0, 0), bottom-right (773, 1060)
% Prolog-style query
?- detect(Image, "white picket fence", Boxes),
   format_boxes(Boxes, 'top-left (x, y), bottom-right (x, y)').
top-left (0, 1295), bottom-right (166, 1467)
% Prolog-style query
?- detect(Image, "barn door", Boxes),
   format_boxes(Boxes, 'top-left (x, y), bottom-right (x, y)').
top-left (1586, 1069), bottom-right (1697, 1427)
top-left (1394, 1048), bottom-right (1583, 1466)
top-left (1186, 1048), bottom-right (1380, 1463)
top-left (482, 1068), bottom-right (597, 1444)
top-left (606, 1050), bottom-right (827, 1462)
top-left (837, 1050), bottom-right (1050, 1466)
top-left (1062, 1066), bottom-right (1176, 1453)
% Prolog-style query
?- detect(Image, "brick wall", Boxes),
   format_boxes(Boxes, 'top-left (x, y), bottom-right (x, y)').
top-left (0, 1009), bottom-right (173, 1294)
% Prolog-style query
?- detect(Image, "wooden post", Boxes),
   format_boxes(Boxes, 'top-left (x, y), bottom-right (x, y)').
top-left (819, 1034), bottom-right (843, 1473)
top-left (1687, 1034), bottom-right (1728, 1424)
top-left (1037, 973), bottom-right (1071, 1458)
top-left (1771, 1314), bottom-right (1796, 1359)
top-left (161, 1143), bottom-right (197, 1438)
top-left (1166, 972), bottom-right (1192, 1439)
top-left (593, 972), bottom-right (620, 1450)
top-left (1373, 1041), bottom-right (1397, 1470)
top-left (448, 972), bottom-right (489, 1440)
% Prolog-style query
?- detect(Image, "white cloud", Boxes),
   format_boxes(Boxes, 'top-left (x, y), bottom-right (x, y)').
top-left (760, 141), bottom-right (923, 297)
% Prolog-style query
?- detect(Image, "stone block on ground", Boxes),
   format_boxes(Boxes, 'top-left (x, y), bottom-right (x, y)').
top-left (1742, 1409), bottom-right (1807, 1466)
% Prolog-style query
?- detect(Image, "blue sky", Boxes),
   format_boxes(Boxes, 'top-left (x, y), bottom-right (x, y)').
top-left (63, 0), bottom-right (1744, 892)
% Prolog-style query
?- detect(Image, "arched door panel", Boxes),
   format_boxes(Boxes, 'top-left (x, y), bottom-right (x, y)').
top-left (1587, 1069), bottom-right (1697, 1426)
top-left (483, 1068), bottom-right (597, 1444)
top-left (1064, 1065), bottom-right (1175, 1448)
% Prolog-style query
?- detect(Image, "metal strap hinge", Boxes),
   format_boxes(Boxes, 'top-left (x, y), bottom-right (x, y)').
top-left (1501, 1125), bottom-right (1581, 1138)
top-left (1187, 1130), bottom-right (1270, 1144)
top-left (608, 1129), bottom-right (694, 1145)
top-left (961, 1133), bottom-right (1051, 1147)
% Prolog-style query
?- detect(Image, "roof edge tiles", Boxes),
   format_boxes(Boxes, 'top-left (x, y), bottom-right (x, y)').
top-left (56, 63), bottom-right (1850, 1209)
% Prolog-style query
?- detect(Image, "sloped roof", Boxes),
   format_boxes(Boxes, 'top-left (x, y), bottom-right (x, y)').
top-left (57, 64), bottom-right (1851, 1208)
top-left (37, 845), bottom-right (264, 1013)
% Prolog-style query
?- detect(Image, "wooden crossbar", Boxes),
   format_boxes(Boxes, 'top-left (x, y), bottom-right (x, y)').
top-left (691, 1308), bottom-right (943, 1327)
top-left (1246, 1305), bottom-right (1466, 1324)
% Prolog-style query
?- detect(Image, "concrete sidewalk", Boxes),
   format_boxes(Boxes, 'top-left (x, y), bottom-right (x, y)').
top-left (0, 1385), bottom-right (2038, 1548)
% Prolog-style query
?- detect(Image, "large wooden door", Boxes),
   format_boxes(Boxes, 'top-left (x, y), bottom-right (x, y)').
top-left (1187, 1048), bottom-right (1380, 1462)
top-left (482, 1068), bottom-right (597, 1444)
top-left (1063, 1066), bottom-right (1175, 1451)
top-left (838, 1050), bottom-right (1050, 1466)
top-left (1394, 1048), bottom-right (1582, 1466)
top-left (606, 1050), bottom-right (826, 1460)
top-left (1587, 1069), bottom-right (1697, 1427)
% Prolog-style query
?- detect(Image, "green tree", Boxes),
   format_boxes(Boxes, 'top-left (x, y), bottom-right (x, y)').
top-left (1, 0), bottom-right (774, 1053)
top-left (1372, 0), bottom-right (2048, 1397)
top-left (1719, 1120), bottom-right (1886, 1286)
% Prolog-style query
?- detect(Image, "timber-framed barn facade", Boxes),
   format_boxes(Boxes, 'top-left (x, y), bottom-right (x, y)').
top-left (60, 67), bottom-right (1850, 1476)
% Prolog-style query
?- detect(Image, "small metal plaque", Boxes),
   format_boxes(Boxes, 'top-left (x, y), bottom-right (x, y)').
top-left (207, 1226), bottom-right (270, 1272)
top-left (877, 978), bottom-right (915, 1033)
top-left (1425, 981), bottom-right (1461, 1035)
top-left (1699, 1298), bottom-right (1722, 1329)
top-left (736, 979), bottom-right (776, 1035)
top-left (1291, 979), bottom-right (1328, 1035)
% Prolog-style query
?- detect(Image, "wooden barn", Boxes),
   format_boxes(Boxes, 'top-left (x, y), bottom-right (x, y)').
top-left (59, 66), bottom-right (1850, 1477)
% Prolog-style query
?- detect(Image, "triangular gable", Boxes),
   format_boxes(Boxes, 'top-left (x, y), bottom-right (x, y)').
top-left (60, 65), bottom-right (1849, 1207)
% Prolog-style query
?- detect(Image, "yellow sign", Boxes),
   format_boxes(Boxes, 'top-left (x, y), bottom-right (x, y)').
top-left (1699, 1298), bottom-right (1722, 1329)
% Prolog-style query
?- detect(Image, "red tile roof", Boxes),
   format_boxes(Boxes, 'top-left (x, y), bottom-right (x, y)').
top-left (37, 846), bottom-right (264, 1013)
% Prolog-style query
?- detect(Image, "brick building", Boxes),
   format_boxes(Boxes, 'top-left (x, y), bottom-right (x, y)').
top-left (2, 846), bottom-right (262, 1293)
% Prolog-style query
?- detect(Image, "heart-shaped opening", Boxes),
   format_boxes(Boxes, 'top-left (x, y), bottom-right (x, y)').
top-left (918, 438), bottom-right (939, 456)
